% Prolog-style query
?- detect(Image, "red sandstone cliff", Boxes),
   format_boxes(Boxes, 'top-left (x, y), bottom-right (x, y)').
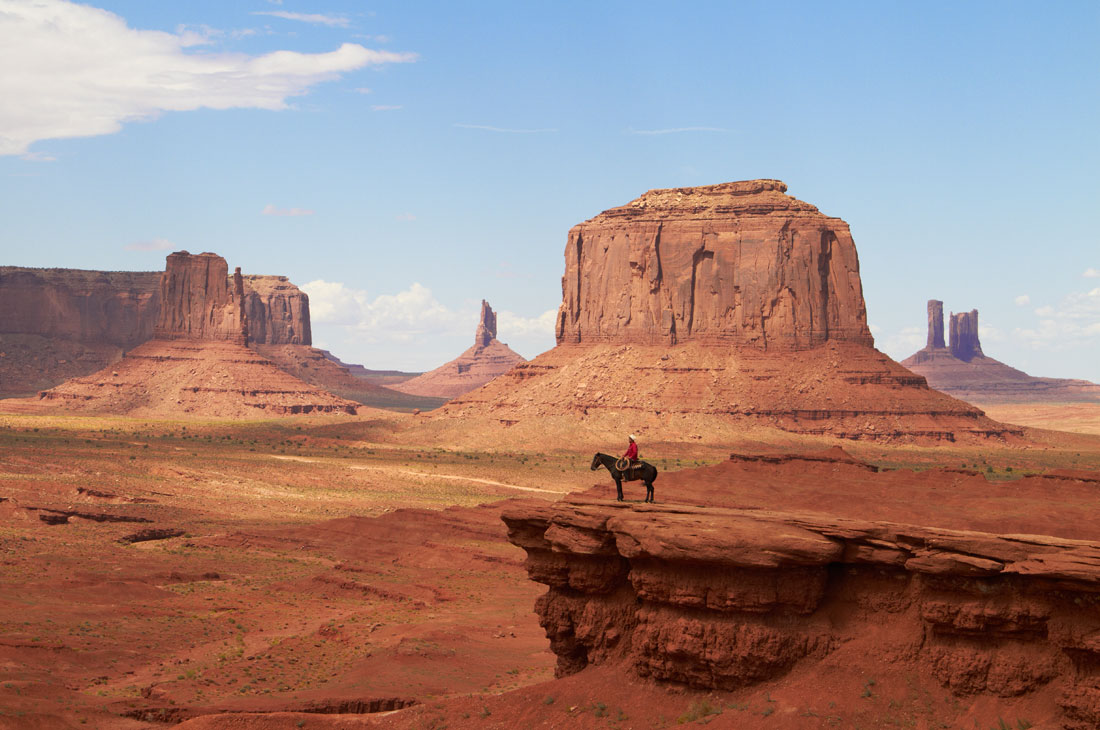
top-left (31, 252), bottom-right (359, 417)
top-left (903, 300), bottom-right (1100, 404)
top-left (391, 300), bottom-right (526, 399)
top-left (503, 453), bottom-right (1100, 728)
top-left (432, 181), bottom-right (1016, 443)
top-left (1, 263), bottom-right (314, 397)
top-left (556, 180), bottom-right (873, 349)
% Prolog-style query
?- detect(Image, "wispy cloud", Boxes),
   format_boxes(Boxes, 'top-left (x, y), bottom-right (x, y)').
top-left (353, 87), bottom-right (371, 94)
top-left (262, 204), bottom-right (314, 217)
top-left (124, 237), bottom-right (175, 252)
top-left (454, 124), bottom-right (557, 134)
top-left (626, 126), bottom-right (731, 135)
top-left (395, 213), bottom-right (415, 221)
top-left (1084, 267), bottom-right (1100, 278)
top-left (1014, 294), bottom-right (1030, 306)
top-left (0, 1), bottom-right (417, 157)
top-left (372, 104), bottom-right (402, 111)
top-left (1014, 287), bottom-right (1100, 352)
top-left (252, 11), bottom-right (350, 28)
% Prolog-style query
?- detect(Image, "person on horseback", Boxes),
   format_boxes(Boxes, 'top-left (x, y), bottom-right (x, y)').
top-left (623, 434), bottom-right (639, 466)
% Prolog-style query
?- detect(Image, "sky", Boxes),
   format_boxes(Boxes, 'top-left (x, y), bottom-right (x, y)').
top-left (1, 0), bottom-right (1097, 378)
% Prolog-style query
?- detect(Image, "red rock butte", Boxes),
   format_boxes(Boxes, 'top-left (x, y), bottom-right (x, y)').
top-left (902, 299), bottom-right (1100, 404)
top-left (27, 252), bottom-right (360, 418)
top-left (391, 300), bottom-right (526, 399)
top-left (557, 179), bottom-right (873, 350)
top-left (433, 180), bottom-right (1018, 443)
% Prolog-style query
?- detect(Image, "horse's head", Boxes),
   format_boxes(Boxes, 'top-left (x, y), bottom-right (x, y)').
top-left (590, 453), bottom-right (602, 471)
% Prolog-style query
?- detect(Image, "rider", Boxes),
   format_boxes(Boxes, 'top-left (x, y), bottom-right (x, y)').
top-left (623, 434), bottom-right (639, 466)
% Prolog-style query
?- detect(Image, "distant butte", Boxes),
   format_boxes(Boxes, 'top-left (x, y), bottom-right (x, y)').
top-left (902, 300), bottom-right (1100, 404)
top-left (30, 252), bottom-right (361, 418)
top-left (432, 180), bottom-right (1019, 443)
top-left (391, 300), bottom-right (526, 399)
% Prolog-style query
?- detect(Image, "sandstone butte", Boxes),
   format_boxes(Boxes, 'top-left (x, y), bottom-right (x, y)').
top-left (26, 252), bottom-right (361, 418)
top-left (902, 299), bottom-right (1100, 405)
top-left (0, 262), bottom-right (311, 397)
top-left (431, 180), bottom-right (1019, 444)
top-left (391, 300), bottom-right (526, 399)
top-left (501, 449), bottom-right (1100, 729)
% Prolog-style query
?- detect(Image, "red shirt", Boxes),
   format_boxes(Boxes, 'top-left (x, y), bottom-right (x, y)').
top-left (624, 441), bottom-right (638, 460)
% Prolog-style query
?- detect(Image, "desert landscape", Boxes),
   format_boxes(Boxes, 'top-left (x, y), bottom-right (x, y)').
top-left (3, 3), bottom-right (1098, 729)
top-left (3, 178), bottom-right (1100, 730)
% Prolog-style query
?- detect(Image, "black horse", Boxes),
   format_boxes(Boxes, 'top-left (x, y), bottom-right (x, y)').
top-left (590, 452), bottom-right (657, 503)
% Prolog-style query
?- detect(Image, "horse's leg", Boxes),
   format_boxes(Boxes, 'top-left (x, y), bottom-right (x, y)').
top-left (615, 477), bottom-right (623, 502)
top-left (645, 478), bottom-right (654, 503)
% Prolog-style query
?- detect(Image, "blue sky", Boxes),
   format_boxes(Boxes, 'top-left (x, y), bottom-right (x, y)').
top-left (2, 1), bottom-right (1097, 378)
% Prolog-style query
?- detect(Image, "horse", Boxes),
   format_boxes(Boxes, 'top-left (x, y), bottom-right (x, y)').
top-left (590, 452), bottom-right (657, 503)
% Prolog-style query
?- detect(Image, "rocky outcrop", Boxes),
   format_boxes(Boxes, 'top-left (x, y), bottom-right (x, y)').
top-left (556, 180), bottom-right (873, 350)
top-left (1, 262), bottom-right (316, 397)
top-left (503, 454), bottom-right (1100, 728)
top-left (432, 182), bottom-right (1018, 443)
top-left (903, 300), bottom-right (1100, 404)
top-left (950, 309), bottom-right (982, 361)
top-left (391, 300), bottom-right (526, 400)
top-left (927, 299), bottom-right (945, 349)
top-left (29, 252), bottom-right (359, 417)
top-left (153, 252), bottom-right (248, 343)
top-left (241, 275), bottom-right (311, 346)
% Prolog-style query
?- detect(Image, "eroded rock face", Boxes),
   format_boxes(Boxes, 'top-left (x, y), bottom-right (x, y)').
top-left (928, 299), bottom-right (945, 349)
top-left (242, 275), bottom-right (312, 346)
top-left (1, 261), bottom-right (315, 397)
top-left (503, 456), bottom-right (1100, 727)
top-left (556, 180), bottom-right (874, 350)
top-left (391, 300), bottom-right (526, 400)
top-left (950, 309), bottom-right (982, 362)
top-left (153, 252), bottom-right (247, 343)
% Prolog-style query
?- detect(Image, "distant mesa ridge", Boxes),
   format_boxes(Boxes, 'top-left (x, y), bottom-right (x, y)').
top-left (901, 299), bottom-right (1100, 404)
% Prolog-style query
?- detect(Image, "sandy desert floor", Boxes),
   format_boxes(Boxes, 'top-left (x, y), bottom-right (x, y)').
top-left (1, 407), bottom-right (1098, 729)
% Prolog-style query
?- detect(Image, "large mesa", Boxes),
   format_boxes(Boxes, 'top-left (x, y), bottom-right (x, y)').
top-left (434, 180), bottom-right (1017, 443)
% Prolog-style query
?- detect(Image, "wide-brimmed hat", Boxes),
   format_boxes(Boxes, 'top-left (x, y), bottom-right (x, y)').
top-left (628, 434), bottom-right (636, 441)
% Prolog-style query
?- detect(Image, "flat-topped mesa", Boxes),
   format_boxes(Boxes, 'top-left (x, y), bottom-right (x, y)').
top-left (152, 252), bottom-right (248, 344)
top-left (556, 179), bottom-right (874, 350)
top-left (949, 309), bottom-right (982, 362)
top-left (474, 299), bottom-right (497, 348)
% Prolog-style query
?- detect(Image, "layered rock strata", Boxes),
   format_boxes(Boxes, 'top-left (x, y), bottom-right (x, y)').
top-left (503, 457), bottom-right (1100, 728)
top-left (556, 179), bottom-right (873, 350)
top-left (0, 264), bottom-right (313, 396)
top-left (392, 300), bottom-right (526, 399)
top-left (32, 252), bottom-right (359, 417)
top-left (432, 181), bottom-right (1017, 442)
top-left (903, 300), bottom-right (1100, 404)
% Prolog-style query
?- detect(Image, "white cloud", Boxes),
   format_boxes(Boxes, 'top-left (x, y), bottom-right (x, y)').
top-left (627, 126), bottom-right (731, 135)
top-left (124, 237), bottom-right (175, 252)
top-left (1013, 287), bottom-right (1100, 351)
top-left (875, 325), bottom-right (925, 360)
top-left (1014, 294), bottom-right (1030, 306)
top-left (454, 124), bottom-right (557, 134)
top-left (301, 280), bottom-right (558, 368)
top-left (0, 0), bottom-right (417, 157)
top-left (372, 105), bottom-right (403, 111)
top-left (497, 308), bottom-right (557, 340)
top-left (262, 204), bottom-right (314, 217)
top-left (251, 11), bottom-right (350, 28)
top-left (395, 213), bottom-right (415, 221)
top-left (354, 87), bottom-right (372, 94)
top-left (1084, 267), bottom-right (1100, 278)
